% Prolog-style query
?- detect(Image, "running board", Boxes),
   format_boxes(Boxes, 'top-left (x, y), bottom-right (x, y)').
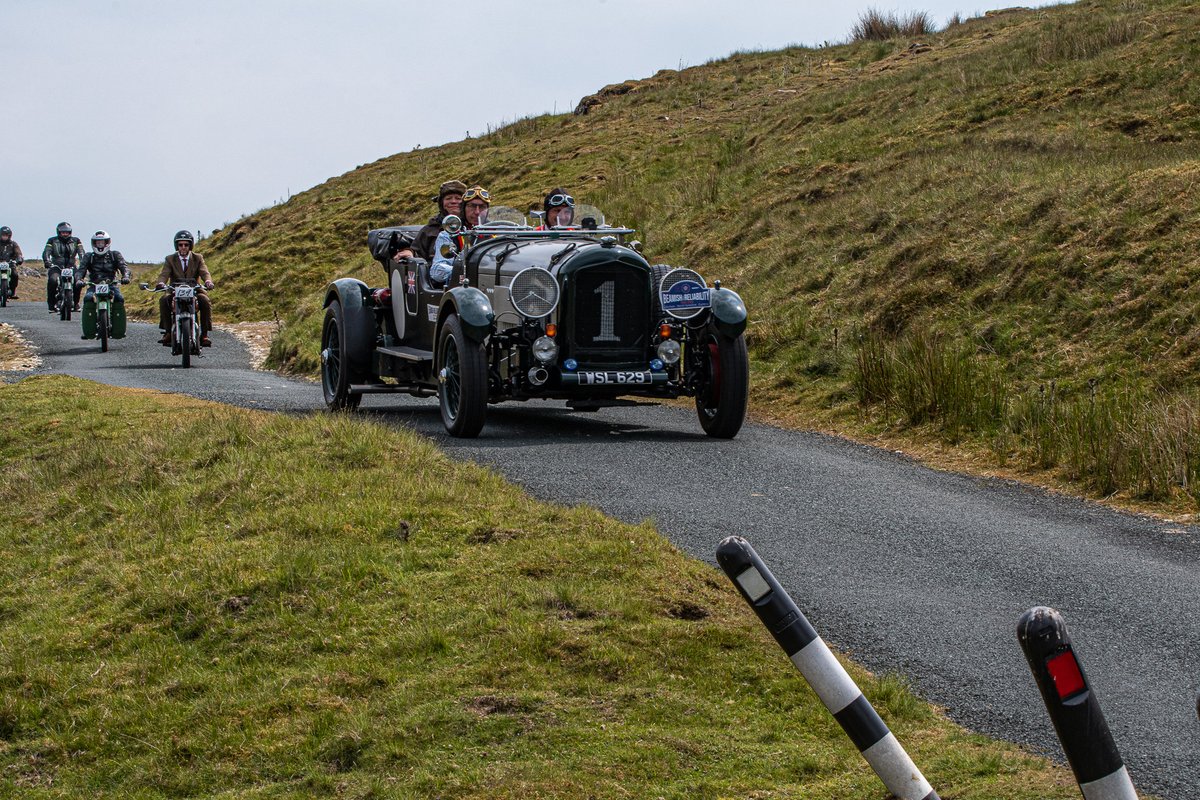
top-left (377, 345), bottom-right (433, 363)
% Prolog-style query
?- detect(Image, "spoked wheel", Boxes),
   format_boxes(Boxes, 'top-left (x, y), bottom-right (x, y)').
top-left (180, 318), bottom-right (193, 368)
top-left (321, 302), bottom-right (361, 411)
top-left (60, 290), bottom-right (72, 321)
top-left (437, 313), bottom-right (487, 437)
top-left (99, 308), bottom-right (109, 352)
top-left (694, 326), bottom-right (749, 439)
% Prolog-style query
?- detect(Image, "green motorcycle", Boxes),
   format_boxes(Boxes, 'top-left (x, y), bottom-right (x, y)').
top-left (81, 279), bottom-right (128, 352)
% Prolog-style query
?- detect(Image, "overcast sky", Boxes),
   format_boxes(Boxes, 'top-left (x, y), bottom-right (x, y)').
top-left (7, 0), bottom-right (1060, 261)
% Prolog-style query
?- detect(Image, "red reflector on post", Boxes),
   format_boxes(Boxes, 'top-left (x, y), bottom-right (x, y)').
top-left (1046, 650), bottom-right (1086, 700)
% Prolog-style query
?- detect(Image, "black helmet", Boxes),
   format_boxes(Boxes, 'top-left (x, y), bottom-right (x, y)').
top-left (56, 222), bottom-right (73, 235)
top-left (174, 230), bottom-right (195, 247)
top-left (0, 226), bottom-right (11, 237)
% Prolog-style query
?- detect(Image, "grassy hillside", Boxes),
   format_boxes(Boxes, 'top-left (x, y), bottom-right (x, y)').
top-left (0, 377), bottom-right (1078, 798)
top-left (166, 0), bottom-right (1200, 505)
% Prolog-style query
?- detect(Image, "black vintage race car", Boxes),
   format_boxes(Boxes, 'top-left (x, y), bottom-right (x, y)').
top-left (320, 207), bottom-right (749, 438)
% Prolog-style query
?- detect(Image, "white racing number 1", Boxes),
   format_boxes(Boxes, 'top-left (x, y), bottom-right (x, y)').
top-left (593, 280), bottom-right (621, 342)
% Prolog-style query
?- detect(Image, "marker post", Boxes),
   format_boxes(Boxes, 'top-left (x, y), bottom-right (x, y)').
top-left (715, 536), bottom-right (939, 800)
top-left (1017, 606), bottom-right (1138, 800)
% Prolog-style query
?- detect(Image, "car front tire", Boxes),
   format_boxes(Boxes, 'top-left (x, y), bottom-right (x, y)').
top-left (695, 326), bottom-right (748, 439)
top-left (437, 313), bottom-right (487, 438)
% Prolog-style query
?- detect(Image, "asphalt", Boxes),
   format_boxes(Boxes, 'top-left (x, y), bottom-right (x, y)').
top-left (4, 298), bottom-right (1198, 798)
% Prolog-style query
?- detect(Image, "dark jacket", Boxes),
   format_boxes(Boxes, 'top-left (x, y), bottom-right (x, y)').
top-left (81, 250), bottom-right (130, 284)
top-left (0, 240), bottom-right (22, 265)
top-left (411, 214), bottom-right (445, 263)
top-left (43, 236), bottom-right (84, 269)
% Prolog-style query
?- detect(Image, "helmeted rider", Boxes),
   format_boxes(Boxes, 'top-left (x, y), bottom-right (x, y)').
top-left (430, 184), bottom-right (490, 286)
top-left (156, 230), bottom-right (215, 347)
top-left (541, 188), bottom-right (575, 229)
top-left (42, 222), bottom-right (85, 311)
top-left (400, 179), bottom-right (467, 264)
top-left (79, 231), bottom-right (131, 339)
top-left (0, 226), bottom-right (24, 298)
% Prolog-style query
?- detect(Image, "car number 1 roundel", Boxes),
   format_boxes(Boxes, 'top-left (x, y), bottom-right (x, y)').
top-left (659, 268), bottom-right (710, 320)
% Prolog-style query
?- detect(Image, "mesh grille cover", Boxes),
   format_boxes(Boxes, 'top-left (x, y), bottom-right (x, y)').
top-left (659, 268), bottom-right (707, 320)
top-left (510, 267), bottom-right (559, 318)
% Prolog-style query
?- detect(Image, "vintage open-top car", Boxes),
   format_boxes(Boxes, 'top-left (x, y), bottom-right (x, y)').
top-left (320, 206), bottom-right (749, 438)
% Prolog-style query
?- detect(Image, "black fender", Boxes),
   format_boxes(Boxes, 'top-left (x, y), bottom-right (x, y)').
top-left (710, 287), bottom-right (748, 338)
top-left (438, 286), bottom-right (496, 343)
top-left (323, 278), bottom-right (376, 379)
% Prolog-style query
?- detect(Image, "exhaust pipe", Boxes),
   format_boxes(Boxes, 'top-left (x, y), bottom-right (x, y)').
top-left (528, 367), bottom-right (549, 386)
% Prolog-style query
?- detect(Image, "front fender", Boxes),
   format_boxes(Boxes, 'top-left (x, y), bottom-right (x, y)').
top-left (710, 287), bottom-right (747, 338)
top-left (324, 278), bottom-right (376, 379)
top-left (440, 286), bottom-right (496, 342)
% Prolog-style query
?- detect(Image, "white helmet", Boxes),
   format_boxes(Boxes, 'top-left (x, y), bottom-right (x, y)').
top-left (91, 230), bottom-right (111, 253)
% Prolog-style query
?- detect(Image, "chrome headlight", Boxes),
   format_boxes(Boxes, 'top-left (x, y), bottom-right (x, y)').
top-left (510, 267), bottom-right (559, 319)
top-left (657, 339), bottom-right (681, 365)
top-left (533, 335), bottom-right (559, 363)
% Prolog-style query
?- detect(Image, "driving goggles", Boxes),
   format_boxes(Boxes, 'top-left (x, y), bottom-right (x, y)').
top-left (463, 186), bottom-right (491, 202)
top-left (547, 193), bottom-right (575, 208)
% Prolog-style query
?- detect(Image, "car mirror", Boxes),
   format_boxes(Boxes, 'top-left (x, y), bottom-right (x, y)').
top-left (442, 214), bottom-right (462, 235)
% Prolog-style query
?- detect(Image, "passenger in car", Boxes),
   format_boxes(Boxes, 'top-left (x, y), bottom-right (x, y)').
top-left (430, 185), bottom-right (491, 286)
top-left (540, 188), bottom-right (575, 228)
top-left (394, 179), bottom-right (467, 263)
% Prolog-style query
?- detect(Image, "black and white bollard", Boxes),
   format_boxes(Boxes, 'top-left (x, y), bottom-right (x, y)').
top-left (1017, 606), bottom-right (1137, 800)
top-left (716, 536), bottom-right (938, 800)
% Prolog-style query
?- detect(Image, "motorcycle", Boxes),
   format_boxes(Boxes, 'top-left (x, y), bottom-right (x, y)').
top-left (55, 266), bottom-right (77, 321)
top-left (81, 279), bottom-right (127, 352)
top-left (142, 281), bottom-right (203, 367)
top-left (0, 262), bottom-right (10, 308)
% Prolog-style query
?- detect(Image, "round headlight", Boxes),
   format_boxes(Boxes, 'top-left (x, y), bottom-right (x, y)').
top-left (533, 335), bottom-right (559, 363)
top-left (657, 339), bottom-right (681, 365)
top-left (510, 267), bottom-right (559, 319)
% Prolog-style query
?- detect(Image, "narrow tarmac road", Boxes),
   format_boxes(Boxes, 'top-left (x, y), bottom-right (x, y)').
top-left (4, 299), bottom-right (1198, 798)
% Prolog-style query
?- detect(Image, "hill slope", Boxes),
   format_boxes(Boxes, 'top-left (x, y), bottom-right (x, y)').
top-left (170, 0), bottom-right (1200, 502)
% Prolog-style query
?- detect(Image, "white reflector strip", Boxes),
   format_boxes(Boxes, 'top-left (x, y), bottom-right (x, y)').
top-left (790, 638), bottom-right (860, 714)
top-left (734, 566), bottom-right (771, 602)
top-left (1081, 767), bottom-right (1138, 800)
top-left (861, 733), bottom-right (933, 800)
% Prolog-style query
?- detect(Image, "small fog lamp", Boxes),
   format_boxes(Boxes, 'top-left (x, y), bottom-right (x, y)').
top-left (657, 339), bottom-right (681, 365)
top-left (533, 336), bottom-right (559, 364)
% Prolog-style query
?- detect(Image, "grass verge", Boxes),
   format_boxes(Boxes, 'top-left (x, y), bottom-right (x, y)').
top-left (0, 376), bottom-right (1078, 798)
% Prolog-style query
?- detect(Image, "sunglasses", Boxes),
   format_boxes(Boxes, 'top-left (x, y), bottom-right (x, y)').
top-left (177, 242), bottom-right (192, 248)
top-left (463, 187), bottom-right (490, 202)
top-left (547, 193), bottom-right (574, 208)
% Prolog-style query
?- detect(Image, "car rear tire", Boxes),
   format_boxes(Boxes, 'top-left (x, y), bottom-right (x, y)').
top-left (321, 302), bottom-right (361, 411)
top-left (695, 326), bottom-right (748, 439)
top-left (437, 313), bottom-right (487, 438)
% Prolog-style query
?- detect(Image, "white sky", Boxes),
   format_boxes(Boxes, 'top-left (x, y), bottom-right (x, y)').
top-left (6, 0), bottom-right (1060, 261)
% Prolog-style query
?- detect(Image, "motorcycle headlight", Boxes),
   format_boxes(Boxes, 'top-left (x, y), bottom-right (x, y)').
top-left (657, 339), bottom-right (681, 365)
top-left (533, 335), bottom-right (559, 364)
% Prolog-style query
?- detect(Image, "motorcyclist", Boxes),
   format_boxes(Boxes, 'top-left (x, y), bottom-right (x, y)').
top-left (430, 184), bottom-right (490, 286)
top-left (156, 230), bottom-right (215, 347)
top-left (42, 222), bottom-right (85, 311)
top-left (0, 226), bottom-right (23, 298)
top-left (398, 179), bottom-right (467, 264)
top-left (79, 230), bottom-right (131, 340)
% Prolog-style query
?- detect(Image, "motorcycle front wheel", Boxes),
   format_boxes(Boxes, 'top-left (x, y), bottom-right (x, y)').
top-left (180, 317), bottom-right (193, 368)
top-left (99, 308), bottom-right (109, 352)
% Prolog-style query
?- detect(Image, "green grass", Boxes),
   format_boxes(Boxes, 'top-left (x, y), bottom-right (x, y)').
top-left (170, 0), bottom-right (1200, 508)
top-left (0, 376), bottom-right (1081, 798)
